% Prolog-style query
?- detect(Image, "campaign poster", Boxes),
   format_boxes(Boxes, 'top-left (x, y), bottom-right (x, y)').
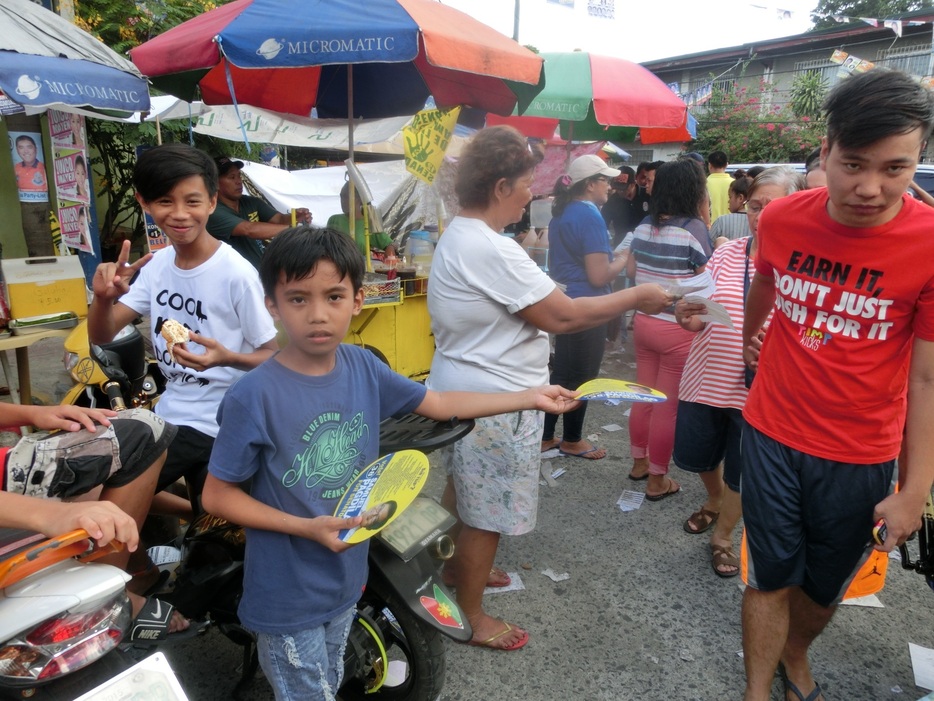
top-left (8, 130), bottom-right (49, 203)
top-left (50, 110), bottom-right (93, 253)
top-left (53, 150), bottom-right (90, 205)
top-left (58, 203), bottom-right (93, 252)
top-left (49, 109), bottom-right (87, 151)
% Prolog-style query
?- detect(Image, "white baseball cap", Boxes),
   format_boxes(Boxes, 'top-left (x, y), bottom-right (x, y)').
top-left (567, 154), bottom-right (621, 185)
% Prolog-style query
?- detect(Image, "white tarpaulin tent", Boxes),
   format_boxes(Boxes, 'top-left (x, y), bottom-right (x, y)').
top-left (240, 159), bottom-right (408, 224)
top-left (239, 158), bottom-right (454, 238)
top-left (85, 96), bottom-right (462, 156)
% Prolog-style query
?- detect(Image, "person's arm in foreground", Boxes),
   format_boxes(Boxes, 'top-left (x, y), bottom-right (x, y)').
top-left (228, 208), bottom-right (312, 241)
top-left (742, 272), bottom-right (776, 370)
top-left (873, 337), bottom-right (934, 551)
top-left (909, 181), bottom-right (934, 209)
top-left (584, 250), bottom-right (629, 288)
top-left (0, 492), bottom-right (138, 551)
top-left (0, 403), bottom-right (116, 433)
top-left (201, 475), bottom-right (362, 554)
top-left (173, 336), bottom-right (278, 373)
top-left (88, 240), bottom-right (152, 344)
top-left (415, 384), bottom-right (580, 421)
top-left (519, 283), bottom-right (670, 335)
top-left (674, 298), bottom-right (708, 333)
top-left (88, 241), bottom-right (152, 343)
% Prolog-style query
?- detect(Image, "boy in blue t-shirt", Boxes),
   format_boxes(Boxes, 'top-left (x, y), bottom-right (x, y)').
top-left (202, 227), bottom-right (579, 700)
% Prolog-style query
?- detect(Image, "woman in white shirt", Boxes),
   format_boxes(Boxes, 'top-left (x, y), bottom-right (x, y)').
top-left (427, 126), bottom-right (669, 651)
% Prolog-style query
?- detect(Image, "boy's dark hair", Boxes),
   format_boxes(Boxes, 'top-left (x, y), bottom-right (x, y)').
top-left (15, 134), bottom-right (36, 148)
top-left (707, 150), bottom-right (728, 169)
top-left (134, 144), bottom-right (218, 202)
top-left (805, 147), bottom-right (822, 173)
top-left (824, 69), bottom-right (934, 150)
top-left (646, 160), bottom-right (664, 173)
top-left (260, 226), bottom-right (365, 298)
top-left (649, 159), bottom-right (707, 226)
top-left (635, 161), bottom-right (650, 176)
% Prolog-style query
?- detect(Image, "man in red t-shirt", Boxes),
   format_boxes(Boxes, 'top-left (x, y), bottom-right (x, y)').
top-left (740, 69), bottom-right (934, 701)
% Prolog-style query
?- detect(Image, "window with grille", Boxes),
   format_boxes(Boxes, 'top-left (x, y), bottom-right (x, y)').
top-left (793, 59), bottom-right (841, 90)
top-left (626, 149), bottom-right (654, 164)
top-left (876, 44), bottom-right (932, 77)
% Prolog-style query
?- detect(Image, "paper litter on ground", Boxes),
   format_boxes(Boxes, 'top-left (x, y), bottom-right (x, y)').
top-left (910, 643), bottom-right (934, 691)
top-left (617, 490), bottom-right (644, 512)
top-left (541, 568), bottom-right (570, 582)
top-left (840, 594), bottom-right (884, 608)
top-left (541, 448), bottom-right (561, 459)
top-left (602, 423), bottom-right (624, 432)
top-left (483, 572), bottom-right (525, 596)
top-left (551, 466), bottom-right (567, 479)
top-left (624, 408), bottom-right (631, 417)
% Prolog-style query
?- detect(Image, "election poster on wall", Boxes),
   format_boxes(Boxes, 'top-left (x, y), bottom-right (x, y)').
top-left (50, 110), bottom-right (92, 252)
top-left (9, 130), bottom-right (49, 203)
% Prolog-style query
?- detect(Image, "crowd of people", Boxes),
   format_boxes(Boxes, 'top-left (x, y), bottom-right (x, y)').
top-left (3, 67), bottom-right (934, 701)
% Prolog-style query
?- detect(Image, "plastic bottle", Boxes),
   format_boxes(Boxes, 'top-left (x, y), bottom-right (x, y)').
top-left (405, 230), bottom-right (434, 277)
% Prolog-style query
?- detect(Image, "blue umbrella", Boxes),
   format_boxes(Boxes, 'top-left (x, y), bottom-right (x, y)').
top-left (0, 0), bottom-right (149, 115)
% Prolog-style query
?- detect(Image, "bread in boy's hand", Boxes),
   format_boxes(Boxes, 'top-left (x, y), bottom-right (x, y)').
top-left (160, 319), bottom-right (189, 363)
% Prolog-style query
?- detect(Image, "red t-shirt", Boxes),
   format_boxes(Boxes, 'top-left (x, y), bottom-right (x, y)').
top-left (743, 188), bottom-right (934, 463)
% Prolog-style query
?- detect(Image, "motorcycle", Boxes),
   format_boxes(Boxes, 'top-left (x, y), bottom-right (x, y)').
top-left (61, 319), bottom-right (163, 412)
top-left (55, 321), bottom-right (473, 700)
top-left (0, 530), bottom-right (137, 699)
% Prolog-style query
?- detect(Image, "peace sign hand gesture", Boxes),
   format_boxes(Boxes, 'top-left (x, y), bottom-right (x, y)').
top-left (92, 239), bottom-right (152, 302)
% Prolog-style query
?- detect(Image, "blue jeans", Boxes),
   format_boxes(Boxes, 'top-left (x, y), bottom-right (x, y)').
top-left (256, 606), bottom-right (355, 701)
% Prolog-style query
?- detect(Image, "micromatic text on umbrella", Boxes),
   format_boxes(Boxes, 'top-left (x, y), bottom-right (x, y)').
top-left (261, 37), bottom-right (401, 60)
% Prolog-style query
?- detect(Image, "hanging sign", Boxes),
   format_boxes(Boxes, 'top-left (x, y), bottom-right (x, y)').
top-left (403, 106), bottom-right (460, 185)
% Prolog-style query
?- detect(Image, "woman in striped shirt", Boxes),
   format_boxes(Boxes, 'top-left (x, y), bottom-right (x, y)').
top-left (627, 159), bottom-right (711, 500)
top-left (671, 167), bottom-right (806, 577)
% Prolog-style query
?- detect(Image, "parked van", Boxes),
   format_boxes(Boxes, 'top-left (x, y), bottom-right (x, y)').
top-left (728, 163), bottom-right (934, 198)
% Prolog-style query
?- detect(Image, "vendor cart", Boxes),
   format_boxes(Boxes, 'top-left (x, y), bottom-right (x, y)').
top-left (346, 275), bottom-right (433, 381)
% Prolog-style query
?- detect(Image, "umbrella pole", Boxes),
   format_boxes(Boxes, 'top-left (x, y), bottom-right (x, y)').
top-left (564, 121), bottom-right (574, 168)
top-left (346, 65), bottom-right (371, 272)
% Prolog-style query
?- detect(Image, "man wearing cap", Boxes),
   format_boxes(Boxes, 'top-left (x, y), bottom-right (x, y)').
top-left (602, 165), bottom-right (641, 248)
top-left (206, 156), bottom-right (312, 270)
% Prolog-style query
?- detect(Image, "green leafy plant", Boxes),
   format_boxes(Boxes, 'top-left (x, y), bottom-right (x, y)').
top-left (790, 71), bottom-right (827, 120)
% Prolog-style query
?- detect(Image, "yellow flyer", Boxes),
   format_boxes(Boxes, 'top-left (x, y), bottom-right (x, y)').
top-left (575, 378), bottom-right (667, 404)
top-left (334, 450), bottom-right (429, 544)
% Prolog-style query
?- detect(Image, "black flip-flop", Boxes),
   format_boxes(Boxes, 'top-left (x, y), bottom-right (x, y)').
top-left (645, 479), bottom-right (681, 502)
top-left (778, 662), bottom-right (823, 701)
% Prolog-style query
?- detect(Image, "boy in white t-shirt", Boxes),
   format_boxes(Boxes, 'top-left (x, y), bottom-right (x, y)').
top-left (88, 144), bottom-right (279, 499)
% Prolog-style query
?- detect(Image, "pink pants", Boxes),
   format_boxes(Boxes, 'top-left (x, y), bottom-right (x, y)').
top-left (629, 314), bottom-right (695, 475)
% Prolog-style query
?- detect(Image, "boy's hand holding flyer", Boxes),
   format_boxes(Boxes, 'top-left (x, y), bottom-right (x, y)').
top-left (334, 450), bottom-right (429, 543)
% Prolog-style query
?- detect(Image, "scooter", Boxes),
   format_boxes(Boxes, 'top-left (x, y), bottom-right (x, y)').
top-left (61, 319), bottom-right (163, 411)
top-left (0, 530), bottom-right (137, 699)
top-left (57, 321), bottom-right (474, 700)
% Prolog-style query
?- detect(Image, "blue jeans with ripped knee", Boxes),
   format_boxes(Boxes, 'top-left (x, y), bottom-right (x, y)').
top-left (256, 605), bottom-right (355, 701)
